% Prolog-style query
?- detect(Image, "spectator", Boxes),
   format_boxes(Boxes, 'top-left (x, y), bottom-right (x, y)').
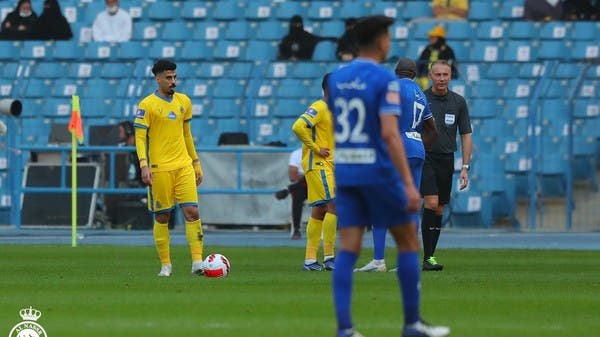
top-left (275, 148), bottom-right (307, 240)
top-left (562, 0), bottom-right (600, 20)
top-left (524, 0), bottom-right (563, 21)
top-left (0, 0), bottom-right (38, 40)
top-left (415, 25), bottom-right (458, 90)
top-left (336, 17), bottom-right (358, 61)
top-left (432, 0), bottom-right (469, 20)
top-left (35, 0), bottom-right (73, 40)
top-left (278, 15), bottom-right (335, 60)
top-left (92, 0), bottom-right (132, 42)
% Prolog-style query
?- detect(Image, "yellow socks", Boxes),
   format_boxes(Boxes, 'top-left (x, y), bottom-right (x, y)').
top-left (322, 213), bottom-right (337, 259)
top-left (153, 221), bottom-right (171, 265)
top-left (186, 219), bottom-right (204, 262)
top-left (305, 217), bottom-right (323, 263)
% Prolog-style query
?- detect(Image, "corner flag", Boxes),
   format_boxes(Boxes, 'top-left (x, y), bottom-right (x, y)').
top-left (68, 95), bottom-right (83, 144)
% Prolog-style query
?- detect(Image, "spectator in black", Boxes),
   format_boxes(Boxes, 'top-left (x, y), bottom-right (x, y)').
top-left (562, 0), bottom-right (600, 20)
top-left (336, 17), bottom-right (358, 61)
top-left (415, 25), bottom-right (458, 90)
top-left (524, 0), bottom-right (564, 21)
top-left (278, 15), bottom-right (334, 60)
top-left (35, 0), bottom-right (73, 40)
top-left (0, 0), bottom-right (38, 40)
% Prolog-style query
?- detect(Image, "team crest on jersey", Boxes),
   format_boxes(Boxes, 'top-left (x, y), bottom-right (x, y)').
top-left (305, 108), bottom-right (318, 117)
top-left (168, 111), bottom-right (177, 120)
top-left (180, 106), bottom-right (184, 114)
top-left (135, 109), bottom-right (145, 118)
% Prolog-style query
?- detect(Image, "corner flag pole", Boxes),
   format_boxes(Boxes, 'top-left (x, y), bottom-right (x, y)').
top-left (68, 95), bottom-right (83, 247)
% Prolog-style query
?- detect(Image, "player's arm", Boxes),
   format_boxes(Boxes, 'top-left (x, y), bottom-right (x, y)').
top-left (183, 119), bottom-right (203, 185)
top-left (381, 114), bottom-right (420, 212)
top-left (292, 117), bottom-right (320, 151)
top-left (422, 116), bottom-right (438, 151)
top-left (134, 125), bottom-right (152, 186)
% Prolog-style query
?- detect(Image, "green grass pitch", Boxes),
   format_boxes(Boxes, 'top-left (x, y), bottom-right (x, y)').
top-left (0, 245), bottom-right (598, 337)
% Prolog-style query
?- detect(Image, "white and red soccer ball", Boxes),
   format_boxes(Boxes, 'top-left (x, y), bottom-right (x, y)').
top-left (203, 253), bottom-right (230, 278)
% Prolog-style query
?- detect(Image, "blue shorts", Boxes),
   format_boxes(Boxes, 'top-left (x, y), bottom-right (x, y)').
top-left (336, 182), bottom-right (412, 228)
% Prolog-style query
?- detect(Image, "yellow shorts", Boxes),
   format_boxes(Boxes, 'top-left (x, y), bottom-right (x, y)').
top-left (305, 168), bottom-right (335, 207)
top-left (147, 165), bottom-right (198, 213)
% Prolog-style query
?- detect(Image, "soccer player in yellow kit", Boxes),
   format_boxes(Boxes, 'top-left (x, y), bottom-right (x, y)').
top-left (134, 59), bottom-right (205, 277)
top-left (292, 73), bottom-right (337, 271)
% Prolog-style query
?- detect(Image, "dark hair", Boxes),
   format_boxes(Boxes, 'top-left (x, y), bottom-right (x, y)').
top-left (119, 121), bottom-right (134, 137)
top-left (395, 58), bottom-right (417, 79)
top-left (151, 59), bottom-right (176, 76)
top-left (321, 72), bottom-right (331, 92)
top-left (353, 15), bottom-right (394, 47)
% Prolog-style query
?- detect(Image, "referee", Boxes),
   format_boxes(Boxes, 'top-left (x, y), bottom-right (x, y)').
top-left (421, 60), bottom-right (472, 271)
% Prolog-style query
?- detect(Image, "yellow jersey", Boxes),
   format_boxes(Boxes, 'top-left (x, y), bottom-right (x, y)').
top-left (134, 91), bottom-right (197, 172)
top-left (291, 99), bottom-right (334, 172)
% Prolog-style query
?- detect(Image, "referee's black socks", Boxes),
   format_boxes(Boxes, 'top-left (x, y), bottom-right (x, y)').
top-left (421, 208), bottom-right (437, 260)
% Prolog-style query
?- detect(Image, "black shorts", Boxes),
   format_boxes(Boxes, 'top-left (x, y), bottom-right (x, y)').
top-left (420, 152), bottom-right (454, 205)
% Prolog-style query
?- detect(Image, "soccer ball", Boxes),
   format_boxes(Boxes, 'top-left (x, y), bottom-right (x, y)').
top-left (203, 253), bottom-right (230, 278)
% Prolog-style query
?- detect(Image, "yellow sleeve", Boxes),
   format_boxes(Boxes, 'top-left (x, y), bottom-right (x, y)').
top-left (292, 117), bottom-right (319, 152)
top-left (184, 119), bottom-right (198, 162)
top-left (134, 101), bottom-right (150, 167)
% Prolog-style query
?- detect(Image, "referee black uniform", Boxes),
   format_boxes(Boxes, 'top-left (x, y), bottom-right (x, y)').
top-left (421, 85), bottom-right (472, 270)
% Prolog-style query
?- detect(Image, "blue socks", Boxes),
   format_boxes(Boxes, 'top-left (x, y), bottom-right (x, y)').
top-left (396, 251), bottom-right (421, 325)
top-left (372, 226), bottom-right (387, 260)
top-left (333, 250), bottom-right (359, 331)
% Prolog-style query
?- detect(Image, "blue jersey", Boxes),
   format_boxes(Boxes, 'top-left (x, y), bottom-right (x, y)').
top-left (397, 78), bottom-right (433, 160)
top-left (327, 59), bottom-right (402, 187)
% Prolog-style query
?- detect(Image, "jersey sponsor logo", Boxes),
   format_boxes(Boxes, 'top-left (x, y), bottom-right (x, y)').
top-left (135, 109), bottom-right (145, 118)
top-left (335, 148), bottom-right (376, 164)
top-left (404, 131), bottom-right (422, 141)
top-left (335, 77), bottom-right (367, 90)
top-left (168, 111), bottom-right (177, 120)
top-left (305, 108), bottom-right (318, 117)
top-left (386, 81), bottom-right (401, 104)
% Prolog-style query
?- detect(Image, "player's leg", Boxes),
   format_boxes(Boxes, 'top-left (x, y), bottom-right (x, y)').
top-left (303, 170), bottom-right (330, 270)
top-left (332, 186), bottom-right (367, 336)
top-left (429, 154), bottom-right (454, 270)
top-left (321, 170), bottom-right (337, 270)
top-left (175, 166), bottom-right (204, 275)
top-left (149, 171), bottom-right (175, 276)
top-left (354, 226), bottom-right (387, 272)
top-left (290, 182), bottom-right (306, 239)
top-left (420, 155), bottom-right (442, 271)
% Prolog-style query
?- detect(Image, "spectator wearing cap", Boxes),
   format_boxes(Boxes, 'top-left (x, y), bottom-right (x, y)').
top-left (432, 0), bottom-right (469, 20)
top-left (415, 25), bottom-right (458, 90)
top-left (278, 15), bottom-right (336, 60)
top-left (336, 17), bottom-right (358, 61)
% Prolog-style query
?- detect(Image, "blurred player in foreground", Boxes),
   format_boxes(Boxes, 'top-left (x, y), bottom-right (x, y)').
top-left (134, 59), bottom-right (205, 277)
top-left (292, 73), bottom-right (337, 271)
top-left (327, 16), bottom-right (450, 337)
top-left (355, 58), bottom-right (438, 273)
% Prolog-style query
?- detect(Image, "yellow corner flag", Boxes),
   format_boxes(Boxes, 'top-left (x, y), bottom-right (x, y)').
top-left (68, 95), bottom-right (84, 144)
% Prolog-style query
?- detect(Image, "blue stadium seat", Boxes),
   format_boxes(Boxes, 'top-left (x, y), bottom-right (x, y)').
top-left (82, 79), bottom-right (119, 98)
top-left (404, 40), bottom-right (425, 60)
top-left (275, 1), bottom-right (307, 21)
top-left (450, 79), bottom-right (470, 98)
top-left (255, 21), bottom-right (286, 41)
top-left (571, 41), bottom-right (599, 60)
top-left (553, 63), bottom-right (584, 79)
top-left (293, 62), bottom-right (326, 79)
top-left (213, 41), bottom-right (244, 60)
top-left (573, 100), bottom-right (599, 119)
top-left (81, 1), bottom-right (105, 23)
top-left (180, 41), bottom-right (213, 60)
top-left (486, 63), bottom-right (514, 79)
top-left (371, 2), bottom-right (402, 19)
top-left (70, 22), bottom-right (93, 43)
top-left (208, 98), bottom-right (244, 118)
top-left (84, 42), bottom-right (115, 61)
top-left (0, 41), bottom-right (20, 61)
top-left (191, 117), bottom-right (217, 145)
top-left (536, 153), bottom-right (567, 198)
top-left (504, 153), bottom-right (531, 198)
top-left (499, 0), bottom-right (525, 20)
top-left (448, 189), bottom-right (494, 228)
top-left (264, 62), bottom-right (292, 78)
top-left (193, 22), bottom-right (221, 41)
top-left (388, 42), bottom-right (407, 61)
top-left (275, 79), bottom-right (309, 98)
top-left (410, 21), bottom-right (438, 40)
top-left (225, 21), bottom-right (253, 41)
top-left (539, 22), bottom-right (569, 40)
top-left (577, 81), bottom-right (598, 99)
top-left (1, 62), bottom-right (20, 79)
top-left (244, 40), bottom-right (278, 63)
top-left (32, 62), bottom-right (68, 79)
top-left (540, 99), bottom-right (568, 134)
top-left (311, 41), bottom-right (336, 62)
top-left (315, 21), bottom-right (345, 37)
top-left (196, 62), bottom-right (227, 79)
top-left (20, 41), bottom-right (50, 60)
top-left (51, 79), bottom-right (79, 98)
top-left (307, 1), bottom-right (336, 20)
top-left (538, 41), bottom-right (569, 60)
top-left (473, 153), bottom-right (517, 222)
top-left (403, 2), bottom-right (432, 20)
top-left (572, 136), bottom-right (598, 190)
top-left (21, 117), bottom-right (49, 145)
top-left (213, 1), bottom-right (243, 21)
top-left (0, 79), bottom-right (13, 97)
top-left (67, 62), bottom-right (100, 79)
top-left (445, 21), bottom-right (474, 41)
top-left (339, 1), bottom-right (366, 19)
top-left (147, 2), bottom-right (179, 21)
top-left (251, 99), bottom-right (274, 118)
top-left (245, 2), bottom-right (274, 21)
top-left (148, 41), bottom-right (179, 60)
top-left (116, 41), bottom-right (147, 61)
top-left (181, 1), bottom-right (210, 21)
top-left (458, 63), bottom-right (487, 82)
top-left (469, 99), bottom-right (500, 119)
top-left (161, 21), bottom-right (195, 41)
top-left (543, 80), bottom-right (570, 99)
top-left (468, 1), bottom-right (497, 21)
top-left (131, 21), bottom-right (159, 41)
top-left (273, 98), bottom-right (306, 118)
top-left (24, 79), bottom-right (52, 98)
top-left (571, 21), bottom-right (599, 40)
top-left (215, 118), bottom-right (244, 134)
top-left (391, 21), bottom-right (410, 40)
top-left (476, 21), bottom-right (506, 40)
top-left (518, 62), bottom-right (545, 78)
top-left (508, 21), bottom-right (539, 40)
top-left (469, 41), bottom-right (501, 62)
top-left (213, 79), bottom-right (247, 98)
top-left (185, 79), bottom-right (212, 98)
top-left (504, 79), bottom-right (532, 98)
top-left (503, 41), bottom-right (536, 62)
top-left (229, 62), bottom-right (254, 79)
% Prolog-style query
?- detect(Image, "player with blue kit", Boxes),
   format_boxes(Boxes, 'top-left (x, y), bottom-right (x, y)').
top-left (355, 58), bottom-right (438, 273)
top-left (327, 16), bottom-right (449, 337)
